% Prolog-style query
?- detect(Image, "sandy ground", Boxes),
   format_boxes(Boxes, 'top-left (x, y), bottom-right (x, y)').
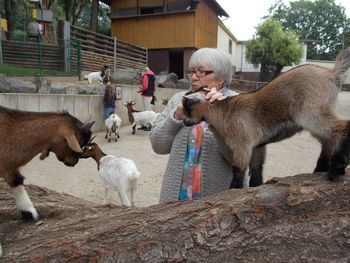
top-left (20, 92), bottom-right (350, 207)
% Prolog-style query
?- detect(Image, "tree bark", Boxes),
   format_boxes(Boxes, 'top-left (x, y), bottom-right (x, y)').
top-left (1, 171), bottom-right (350, 262)
top-left (89, 0), bottom-right (99, 32)
top-left (65, 0), bottom-right (74, 23)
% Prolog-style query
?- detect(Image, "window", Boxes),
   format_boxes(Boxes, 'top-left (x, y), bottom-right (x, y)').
top-left (229, 39), bottom-right (233, 55)
top-left (140, 6), bottom-right (163, 15)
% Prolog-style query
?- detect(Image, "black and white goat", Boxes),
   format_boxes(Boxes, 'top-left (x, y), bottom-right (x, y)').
top-left (81, 142), bottom-right (140, 207)
top-left (84, 65), bottom-right (111, 85)
top-left (105, 113), bottom-right (122, 142)
top-left (182, 47), bottom-right (350, 188)
top-left (0, 105), bottom-right (94, 220)
top-left (124, 101), bottom-right (161, 134)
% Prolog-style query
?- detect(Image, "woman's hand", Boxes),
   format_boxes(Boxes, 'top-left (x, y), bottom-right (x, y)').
top-left (204, 87), bottom-right (227, 103)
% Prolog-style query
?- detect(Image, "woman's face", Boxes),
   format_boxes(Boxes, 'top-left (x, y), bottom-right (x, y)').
top-left (186, 65), bottom-right (224, 92)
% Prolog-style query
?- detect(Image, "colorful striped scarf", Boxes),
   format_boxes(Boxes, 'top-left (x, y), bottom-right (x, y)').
top-left (179, 121), bottom-right (208, 201)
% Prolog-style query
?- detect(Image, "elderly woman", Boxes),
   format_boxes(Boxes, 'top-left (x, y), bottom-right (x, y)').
top-left (150, 48), bottom-right (238, 204)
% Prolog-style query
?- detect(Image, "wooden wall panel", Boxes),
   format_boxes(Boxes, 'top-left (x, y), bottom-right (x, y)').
top-left (111, 13), bottom-right (196, 49)
top-left (111, 0), bottom-right (137, 9)
top-left (194, 1), bottom-right (218, 48)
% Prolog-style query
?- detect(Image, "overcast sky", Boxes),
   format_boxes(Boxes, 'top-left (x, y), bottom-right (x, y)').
top-left (216, 0), bottom-right (350, 41)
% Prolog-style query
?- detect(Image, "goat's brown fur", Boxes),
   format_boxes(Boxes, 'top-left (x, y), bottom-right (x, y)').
top-left (0, 106), bottom-right (94, 219)
top-left (183, 47), bottom-right (350, 187)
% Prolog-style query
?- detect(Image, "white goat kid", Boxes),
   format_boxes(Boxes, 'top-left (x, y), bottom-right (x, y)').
top-left (82, 142), bottom-right (140, 207)
top-left (124, 101), bottom-right (161, 134)
top-left (105, 113), bottom-right (122, 142)
top-left (84, 65), bottom-right (111, 85)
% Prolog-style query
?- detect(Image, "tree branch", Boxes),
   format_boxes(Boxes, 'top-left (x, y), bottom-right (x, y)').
top-left (1, 171), bottom-right (350, 262)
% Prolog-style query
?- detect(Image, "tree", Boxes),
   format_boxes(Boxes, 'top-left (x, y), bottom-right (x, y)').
top-left (268, 0), bottom-right (350, 60)
top-left (90, 0), bottom-right (98, 32)
top-left (245, 18), bottom-right (303, 82)
top-left (62, 0), bottom-right (89, 26)
top-left (1, 172), bottom-right (350, 262)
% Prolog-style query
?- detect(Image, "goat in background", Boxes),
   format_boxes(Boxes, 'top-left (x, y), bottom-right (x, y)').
top-left (0, 106), bottom-right (94, 220)
top-left (124, 101), bottom-right (161, 134)
top-left (182, 47), bottom-right (350, 188)
top-left (105, 113), bottom-right (122, 142)
top-left (84, 65), bottom-right (111, 85)
top-left (81, 141), bottom-right (140, 207)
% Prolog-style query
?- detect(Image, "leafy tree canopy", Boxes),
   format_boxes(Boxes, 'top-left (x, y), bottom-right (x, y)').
top-left (245, 17), bottom-right (303, 81)
top-left (268, 0), bottom-right (350, 60)
top-left (0, 0), bottom-right (110, 37)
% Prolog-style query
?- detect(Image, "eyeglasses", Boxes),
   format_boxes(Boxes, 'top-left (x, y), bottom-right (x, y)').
top-left (185, 69), bottom-right (214, 78)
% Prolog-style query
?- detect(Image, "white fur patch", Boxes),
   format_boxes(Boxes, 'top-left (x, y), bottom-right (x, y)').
top-left (84, 72), bottom-right (102, 85)
top-left (13, 185), bottom-right (39, 220)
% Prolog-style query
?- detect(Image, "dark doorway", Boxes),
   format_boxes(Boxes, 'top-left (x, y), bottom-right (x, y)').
top-left (169, 49), bottom-right (184, 79)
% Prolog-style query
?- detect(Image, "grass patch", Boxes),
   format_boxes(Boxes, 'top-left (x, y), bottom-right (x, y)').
top-left (0, 63), bottom-right (76, 77)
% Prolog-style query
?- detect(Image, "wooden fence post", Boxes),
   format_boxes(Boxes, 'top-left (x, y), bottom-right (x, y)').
top-left (77, 40), bottom-right (81, 80)
top-left (0, 14), bottom-right (3, 64)
top-left (0, 28), bottom-right (2, 65)
top-left (114, 37), bottom-right (117, 74)
top-left (62, 21), bottom-right (70, 73)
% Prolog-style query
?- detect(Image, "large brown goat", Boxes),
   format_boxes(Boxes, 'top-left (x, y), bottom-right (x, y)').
top-left (182, 47), bottom-right (350, 188)
top-left (0, 106), bottom-right (94, 220)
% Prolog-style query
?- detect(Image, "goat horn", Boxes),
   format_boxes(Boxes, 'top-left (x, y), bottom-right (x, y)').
top-left (88, 135), bottom-right (96, 144)
top-left (82, 120), bottom-right (95, 131)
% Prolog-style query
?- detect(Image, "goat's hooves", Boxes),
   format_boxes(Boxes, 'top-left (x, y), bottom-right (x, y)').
top-left (21, 210), bottom-right (39, 221)
top-left (108, 139), bottom-right (111, 142)
top-left (327, 172), bottom-right (344, 182)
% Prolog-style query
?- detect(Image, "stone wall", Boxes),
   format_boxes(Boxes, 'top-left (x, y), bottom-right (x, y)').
top-left (0, 85), bottom-right (179, 132)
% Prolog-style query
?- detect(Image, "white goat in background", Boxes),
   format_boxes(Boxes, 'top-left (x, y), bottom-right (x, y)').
top-left (81, 142), bottom-right (140, 207)
top-left (124, 101), bottom-right (161, 134)
top-left (105, 113), bottom-right (122, 142)
top-left (84, 65), bottom-right (111, 85)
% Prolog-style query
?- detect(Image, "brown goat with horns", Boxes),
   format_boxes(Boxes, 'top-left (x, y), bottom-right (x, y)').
top-left (182, 47), bottom-right (350, 188)
top-left (0, 106), bottom-right (94, 220)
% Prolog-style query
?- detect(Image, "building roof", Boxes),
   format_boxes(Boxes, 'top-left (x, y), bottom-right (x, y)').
top-left (100, 0), bottom-right (229, 18)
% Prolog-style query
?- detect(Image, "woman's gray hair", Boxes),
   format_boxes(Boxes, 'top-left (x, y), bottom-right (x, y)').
top-left (189, 48), bottom-right (233, 86)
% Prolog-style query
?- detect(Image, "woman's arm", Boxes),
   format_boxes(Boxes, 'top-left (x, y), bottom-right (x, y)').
top-left (139, 75), bottom-right (149, 92)
top-left (150, 92), bottom-right (185, 154)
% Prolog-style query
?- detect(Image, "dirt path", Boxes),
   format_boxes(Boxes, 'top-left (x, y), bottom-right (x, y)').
top-left (21, 92), bottom-right (350, 207)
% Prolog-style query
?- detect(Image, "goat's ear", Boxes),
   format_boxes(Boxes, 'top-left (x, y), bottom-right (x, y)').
top-left (65, 134), bottom-right (83, 153)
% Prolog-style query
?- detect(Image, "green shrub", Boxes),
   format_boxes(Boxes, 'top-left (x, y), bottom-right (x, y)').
top-left (0, 63), bottom-right (75, 77)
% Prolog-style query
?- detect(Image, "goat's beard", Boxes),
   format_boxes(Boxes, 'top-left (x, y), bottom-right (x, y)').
top-left (183, 116), bottom-right (196, 126)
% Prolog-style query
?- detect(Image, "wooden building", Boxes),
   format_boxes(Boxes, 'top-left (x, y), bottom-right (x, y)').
top-left (101, 0), bottom-right (229, 78)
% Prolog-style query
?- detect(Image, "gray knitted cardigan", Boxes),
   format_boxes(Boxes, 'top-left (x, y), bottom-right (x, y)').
top-left (150, 90), bottom-right (234, 204)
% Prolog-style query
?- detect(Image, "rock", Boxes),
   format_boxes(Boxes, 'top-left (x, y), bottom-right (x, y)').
top-left (7, 78), bottom-right (36, 93)
top-left (111, 68), bottom-right (140, 85)
top-left (157, 73), bottom-right (178, 89)
top-left (50, 83), bottom-right (67, 94)
top-left (177, 78), bottom-right (190, 90)
top-left (65, 83), bottom-right (105, 95)
top-left (0, 74), bottom-right (10, 93)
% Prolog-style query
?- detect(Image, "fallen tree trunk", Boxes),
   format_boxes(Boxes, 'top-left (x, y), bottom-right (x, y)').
top-left (1, 171), bottom-right (350, 262)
